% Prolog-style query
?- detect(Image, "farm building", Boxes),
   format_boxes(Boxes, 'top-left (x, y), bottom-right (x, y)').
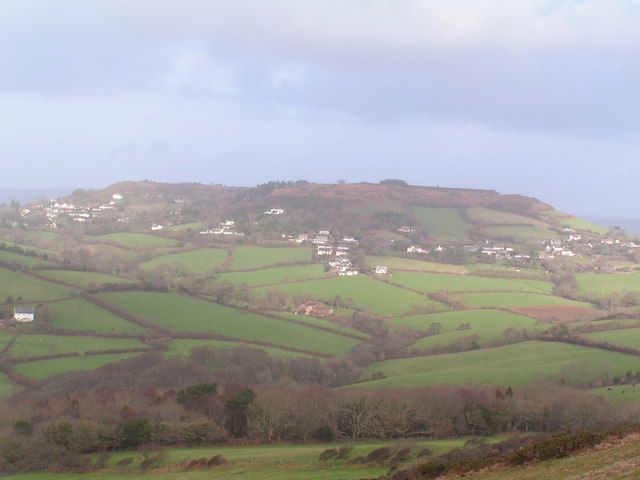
top-left (375, 265), bottom-right (389, 275)
top-left (13, 307), bottom-right (35, 323)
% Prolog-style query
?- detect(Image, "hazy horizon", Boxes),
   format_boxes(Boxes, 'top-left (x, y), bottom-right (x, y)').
top-left (1, 0), bottom-right (639, 217)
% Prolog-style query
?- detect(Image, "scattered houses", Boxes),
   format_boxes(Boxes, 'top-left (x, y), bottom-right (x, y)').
top-left (398, 226), bottom-right (416, 234)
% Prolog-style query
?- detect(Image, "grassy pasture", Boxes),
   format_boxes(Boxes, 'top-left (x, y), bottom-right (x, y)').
top-left (0, 250), bottom-right (56, 268)
top-left (392, 310), bottom-right (539, 348)
top-left (389, 272), bottom-right (552, 294)
top-left (167, 222), bottom-right (204, 232)
top-left (366, 256), bottom-right (469, 274)
top-left (256, 276), bottom-right (435, 316)
top-left (15, 353), bottom-right (143, 380)
top-left (590, 384), bottom-right (640, 402)
top-left (0, 267), bottom-right (75, 302)
top-left (166, 339), bottom-right (311, 358)
top-left (581, 328), bottom-right (640, 350)
top-left (230, 246), bottom-right (312, 271)
top-left (271, 311), bottom-right (370, 339)
top-left (89, 233), bottom-right (180, 248)
top-left (48, 298), bottom-right (146, 335)
top-left (576, 272), bottom-right (640, 298)
top-left (141, 248), bottom-right (228, 274)
top-left (218, 263), bottom-right (326, 286)
top-left (96, 292), bottom-right (360, 355)
top-left (10, 437), bottom-right (493, 480)
top-left (412, 207), bottom-right (471, 239)
top-left (38, 270), bottom-right (134, 288)
top-left (465, 207), bottom-right (548, 227)
top-left (0, 373), bottom-right (17, 398)
top-left (479, 225), bottom-right (559, 242)
top-left (361, 341), bottom-right (640, 388)
top-left (544, 210), bottom-right (610, 234)
top-left (10, 335), bottom-right (147, 359)
top-left (454, 291), bottom-right (589, 309)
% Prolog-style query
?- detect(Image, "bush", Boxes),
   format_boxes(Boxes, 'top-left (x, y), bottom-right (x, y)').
top-left (319, 448), bottom-right (339, 461)
top-left (13, 420), bottom-right (32, 435)
top-left (139, 450), bottom-right (168, 471)
top-left (181, 422), bottom-right (226, 447)
top-left (311, 425), bottom-right (335, 443)
top-left (508, 431), bottom-right (605, 465)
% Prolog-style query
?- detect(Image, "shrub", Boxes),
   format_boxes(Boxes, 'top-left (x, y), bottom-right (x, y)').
top-left (311, 425), bottom-right (335, 443)
top-left (139, 450), bottom-right (168, 471)
top-left (13, 420), bottom-right (32, 435)
top-left (319, 448), bottom-right (339, 462)
top-left (508, 431), bottom-right (605, 465)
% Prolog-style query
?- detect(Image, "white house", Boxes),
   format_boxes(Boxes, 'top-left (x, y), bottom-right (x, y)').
top-left (407, 245), bottom-right (427, 254)
top-left (398, 226), bottom-right (416, 233)
top-left (13, 307), bottom-right (35, 323)
top-left (112, 193), bottom-right (123, 201)
top-left (151, 224), bottom-right (164, 231)
top-left (318, 229), bottom-right (330, 236)
top-left (375, 265), bottom-right (388, 275)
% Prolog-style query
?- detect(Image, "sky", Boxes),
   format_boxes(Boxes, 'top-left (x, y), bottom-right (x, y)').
top-left (1, 0), bottom-right (639, 216)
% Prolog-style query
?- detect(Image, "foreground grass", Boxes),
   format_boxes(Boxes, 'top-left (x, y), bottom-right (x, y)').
top-left (0, 267), bottom-right (75, 302)
top-left (360, 341), bottom-right (640, 388)
top-left (256, 276), bottom-right (435, 316)
top-left (15, 353), bottom-right (143, 380)
top-left (141, 248), bottom-right (228, 274)
top-left (9, 437), bottom-right (494, 480)
top-left (97, 292), bottom-right (360, 355)
top-left (49, 298), bottom-right (146, 335)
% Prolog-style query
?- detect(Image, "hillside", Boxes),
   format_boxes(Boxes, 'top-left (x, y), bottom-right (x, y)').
top-left (0, 180), bottom-right (638, 478)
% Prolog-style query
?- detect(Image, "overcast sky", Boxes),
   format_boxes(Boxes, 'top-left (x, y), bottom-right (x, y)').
top-left (1, 0), bottom-right (639, 216)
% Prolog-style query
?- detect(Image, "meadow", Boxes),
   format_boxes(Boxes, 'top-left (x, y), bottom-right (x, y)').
top-left (454, 291), bottom-right (590, 309)
top-left (590, 384), bottom-right (640, 402)
top-left (96, 292), bottom-right (361, 355)
top-left (576, 272), bottom-right (640, 297)
top-left (360, 341), bottom-right (640, 388)
top-left (543, 210), bottom-right (610, 234)
top-left (271, 312), bottom-right (369, 339)
top-left (388, 271), bottom-right (552, 294)
top-left (256, 276), bottom-right (435, 316)
top-left (411, 206), bottom-right (471, 240)
top-left (217, 263), bottom-right (326, 286)
top-left (0, 250), bottom-right (56, 268)
top-left (48, 298), bottom-right (146, 335)
top-left (465, 207), bottom-right (548, 227)
top-left (166, 338), bottom-right (311, 358)
top-left (229, 246), bottom-right (313, 271)
top-left (10, 334), bottom-right (147, 359)
top-left (141, 248), bottom-right (229, 274)
top-left (366, 256), bottom-right (469, 274)
top-left (0, 267), bottom-right (75, 302)
top-left (581, 328), bottom-right (640, 349)
top-left (37, 270), bottom-right (134, 288)
top-left (479, 225), bottom-right (559, 242)
top-left (88, 233), bottom-right (180, 248)
top-left (14, 353), bottom-right (144, 380)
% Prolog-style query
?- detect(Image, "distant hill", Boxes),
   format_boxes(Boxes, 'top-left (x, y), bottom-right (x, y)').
top-left (585, 216), bottom-right (640, 235)
top-left (0, 187), bottom-right (75, 205)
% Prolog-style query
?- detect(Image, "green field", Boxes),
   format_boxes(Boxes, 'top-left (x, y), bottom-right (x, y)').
top-left (544, 210), bottom-right (610, 234)
top-left (89, 233), bottom-right (180, 248)
top-left (454, 291), bottom-right (590, 309)
top-left (38, 270), bottom-right (134, 288)
top-left (0, 372), bottom-right (17, 398)
top-left (412, 207), bottom-right (471, 239)
top-left (479, 225), bottom-right (559, 242)
top-left (576, 272), bottom-right (640, 297)
top-left (465, 207), bottom-right (548, 227)
top-left (141, 248), bottom-right (228, 274)
top-left (0, 267), bottom-right (75, 302)
top-left (366, 256), bottom-right (469, 274)
top-left (582, 328), bottom-right (640, 349)
top-left (393, 309), bottom-right (540, 350)
top-left (10, 334), bottom-right (147, 359)
top-left (97, 292), bottom-right (360, 355)
top-left (256, 276), bottom-right (435, 316)
top-left (272, 312), bottom-right (370, 339)
top-left (166, 339), bottom-right (311, 358)
top-left (230, 246), bottom-right (312, 271)
top-left (167, 222), bottom-right (204, 232)
top-left (6, 437), bottom-right (496, 480)
top-left (218, 263), bottom-right (326, 286)
top-left (389, 272), bottom-right (552, 294)
top-left (48, 298), bottom-right (146, 335)
top-left (590, 384), bottom-right (640, 402)
top-left (0, 249), bottom-right (56, 268)
top-left (15, 353), bottom-right (143, 380)
top-left (362, 341), bottom-right (640, 388)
